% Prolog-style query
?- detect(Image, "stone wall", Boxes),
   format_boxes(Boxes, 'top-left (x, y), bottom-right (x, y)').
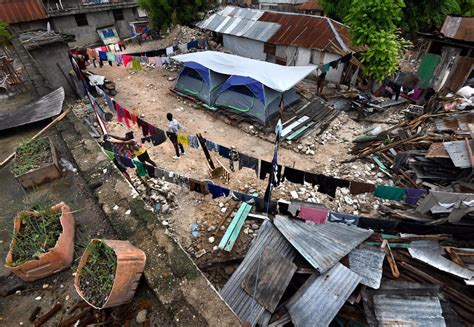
top-left (57, 112), bottom-right (240, 326)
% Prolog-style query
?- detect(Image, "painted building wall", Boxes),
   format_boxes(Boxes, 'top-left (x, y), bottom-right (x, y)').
top-left (51, 8), bottom-right (136, 47)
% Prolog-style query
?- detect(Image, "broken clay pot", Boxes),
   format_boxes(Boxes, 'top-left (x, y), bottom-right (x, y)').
top-left (74, 239), bottom-right (146, 309)
top-left (5, 202), bottom-right (75, 282)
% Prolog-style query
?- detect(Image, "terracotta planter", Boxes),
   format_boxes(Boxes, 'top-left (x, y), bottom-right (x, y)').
top-left (5, 202), bottom-right (75, 282)
top-left (74, 239), bottom-right (146, 309)
top-left (14, 137), bottom-right (62, 189)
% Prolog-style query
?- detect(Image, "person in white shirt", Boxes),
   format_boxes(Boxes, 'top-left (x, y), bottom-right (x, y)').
top-left (166, 113), bottom-right (185, 159)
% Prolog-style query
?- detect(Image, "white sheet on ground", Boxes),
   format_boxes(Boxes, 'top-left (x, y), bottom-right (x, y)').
top-left (172, 51), bottom-right (316, 92)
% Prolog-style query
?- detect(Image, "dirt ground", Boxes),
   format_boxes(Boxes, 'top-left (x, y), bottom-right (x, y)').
top-left (82, 61), bottom-right (405, 288)
top-left (0, 127), bottom-right (172, 326)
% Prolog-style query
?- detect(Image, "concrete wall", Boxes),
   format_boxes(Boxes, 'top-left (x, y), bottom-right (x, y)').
top-left (51, 8), bottom-right (137, 47)
top-left (29, 42), bottom-right (76, 97)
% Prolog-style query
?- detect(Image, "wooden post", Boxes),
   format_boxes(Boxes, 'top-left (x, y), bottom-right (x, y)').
top-left (197, 133), bottom-right (215, 170)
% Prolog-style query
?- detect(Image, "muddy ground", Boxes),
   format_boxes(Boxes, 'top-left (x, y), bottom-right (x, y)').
top-left (0, 126), bottom-right (172, 326)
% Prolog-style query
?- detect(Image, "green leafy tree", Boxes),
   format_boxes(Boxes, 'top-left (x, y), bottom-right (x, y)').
top-left (138, 0), bottom-right (207, 31)
top-left (346, 0), bottom-right (406, 81)
top-left (0, 21), bottom-right (12, 47)
top-left (319, 0), bottom-right (352, 22)
top-left (458, 0), bottom-right (474, 16)
top-left (402, 0), bottom-right (461, 32)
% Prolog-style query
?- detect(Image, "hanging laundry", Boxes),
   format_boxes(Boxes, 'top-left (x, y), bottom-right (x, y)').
top-left (238, 153), bottom-right (258, 171)
top-left (329, 59), bottom-right (339, 69)
top-left (259, 160), bottom-right (272, 180)
top-left (282, 167), bottom-right (304, 185)
top-left (374, 185), bottom-right (406, 201)
top-left (218, 145), bottom-right (230, 159)
top-left (114, 43), bottom-right (121, 52)
top-left (144, 163), bottom-right (155, 177)
top-left (189, 178), bottom-right (208, 194)
top-left (207, 183), bottom-right (231, 199)
top-left (349, 181), bottom-right (376, 195)
top-left (162, 57), bottom-right (170, 65)
top-left (165, 47), bottom-right (174, 56)
top-left (106, 52), bottom-right (116, 62)
top-left (298, 207), bottom-right (328, 225)
top-left (405, 188), bottom-right (428, 205)
top-left (229, 149), bottom-right (239, 172)
top-left (130, 109), bottom-right (138, 124)
top-left (115, 53), bottom-right (123, 65)
top-left (98, 51), bottom-right (108, 61)
top-left (133, 160), bottom-right (147, 177)
top-left (155, 56), bottom-right (163, 67)
top-left (151, 129), bottom-right (167, 145)
top-left (188, 135), bottom-right (199, 148)
top-left (122, 54), bottom-right (133, 67)
top-left (122, 107), bottom-right (132, 128)
top-left (117, 155), bottom-right (135, 168)
top-left (187, 40), bottom-right (198, 50)
top-left (328, 211), bottom-right (359, 225)
top-left (114, 100), bottom-right (124, 123)
top-left (137, 117), bottom-right (149, 136)
top-left (140, 56), bottom-right (149, 64)
top-left (177, 132), bottom-right (189, 146)
top-left (233, 191), bottom-right (256, 205)
top-left (205, 140), bottom-right (219, 152)
top-left (339, 53), bottom-right (352, 64)
top-left (305, 173), bottom-right (350, 198)
top-left (322, 63), bottom-right (330, 73)
top-left (132, 58), bottom-right (141, 71)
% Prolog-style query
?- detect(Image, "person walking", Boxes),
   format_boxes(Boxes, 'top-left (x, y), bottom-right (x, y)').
top-left (108, 132), bottom-right (158, 167)
top-left (166, 113), bottom-right (185, 160)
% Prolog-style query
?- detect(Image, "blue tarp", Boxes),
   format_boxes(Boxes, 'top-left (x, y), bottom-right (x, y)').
top-left (183, 62), bottom-right (210, 85)
top-left (219, 76), bottom-right (265, 104)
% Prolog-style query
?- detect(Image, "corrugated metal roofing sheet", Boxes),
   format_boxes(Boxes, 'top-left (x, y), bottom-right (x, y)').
top-left (220, 220), bottom-right (296, 326)
top-left (440, 16), bottom-right (474, 42)
top-left (443, 141), bottom-right (472, 168)
top-left (259, 11), bottom-right (359, 52)
top-left (362, 282), bottom-right (446, 327)
top-left (435, 112), bottom-right (474, 133)
top-left (408, 240), bottom-right (474, 280)
top-left (348, 247), bottom-right (385, 289)
top-left (0, 0), bottom-right (48, 24)
top-left (274, 216), bottom-right (372, 273)
top-left (286, 263), bottom-right (361, 326)
top-left (197, 12), bottom-right (281, 42)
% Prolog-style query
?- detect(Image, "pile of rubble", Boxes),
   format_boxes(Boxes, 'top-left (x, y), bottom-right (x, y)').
top-left (132, 177), bottom-right (177, 217)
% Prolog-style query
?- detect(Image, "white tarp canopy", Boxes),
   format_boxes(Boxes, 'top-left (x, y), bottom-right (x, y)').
top-left (172, 51), bottom-right (316, 92)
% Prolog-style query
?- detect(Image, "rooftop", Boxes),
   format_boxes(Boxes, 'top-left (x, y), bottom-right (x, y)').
top-left (0, 0), bottom-right (47, 24)
top-left (440, 16), bottom-right (474, 42)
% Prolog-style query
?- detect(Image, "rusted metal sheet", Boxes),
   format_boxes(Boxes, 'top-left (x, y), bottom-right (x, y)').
top-left (287, 263), bottom-right (361, 327)
top-left (440, 16), bottom-right (474, 42)
top-left (297, 0), bottom-right (322, 11)
top-left (0, 0), bottom-right (48, 24)
top-left (435, 112), bottom-right (474, 133)
top-left (259, 12), bottom-right (361, 52)
top-left (274, 215), bottom-right (373, 273)
top-left (426, 143), bottom-right (450, 158)
top-left (241, 247), bottom-right (297, 313)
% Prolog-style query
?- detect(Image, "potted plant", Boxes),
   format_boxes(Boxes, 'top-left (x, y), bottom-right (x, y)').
top-left (74, 239), bottom-right (146, 309)
top-left (12, 137), bottom-right (62, 189)
top-left (5, 202), bottom-right (75, 282)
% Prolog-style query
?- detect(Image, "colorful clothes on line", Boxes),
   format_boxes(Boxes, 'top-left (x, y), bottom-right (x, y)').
top-left (122, 54), bottom-right (133, 67)
top-left (133, 159), bottom-right (147, 177)
top-left (373, 185), bottom-right (406, 201)
top-left (218, 145), bottom-right (230, 159)
top-left (114, 101), bottom-right (124, 123)
top-left (205, 140), bottom-right (219, 152)
top-left (207, 183), bottom-right (230, 199)
top-left (328, 211), bottom-right (359, 225)
top-left (132, 58), bottom-right (141, 71)
top-left (98, 51), bottom-right (108, 61)
top-left (106, 52), bottom-right (116, 62)
top-left (165, 47), bottom-right (174, 56)
top-left (188, 135), bottom-right (199, 148)
top-left (238, 153), bottom-right (258, 171)
top-left (177, 132), bottom-right (189, 146)
top-left (115, 53), bottom-right (123, 65)
top-left (187, 40), bottom-right (198, 49)
top-left (349, 181), bottom-right (376, 195)
top-left (298, 207), bottom-right (328, 225)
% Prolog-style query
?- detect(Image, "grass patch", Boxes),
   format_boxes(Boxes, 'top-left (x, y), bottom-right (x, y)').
top-left (13, 138), bottom-right (52, 176)
top-left (79, 241), bottom-right (117, 308)
top-left (9, 208), bottom-right (62, 266)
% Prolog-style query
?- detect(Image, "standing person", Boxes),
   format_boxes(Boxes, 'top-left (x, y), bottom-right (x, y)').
top-left (101, 135), bottom-right (133, 183)
top-left (166, 113), bottom-right (185, 160)
top-left (109, 132), bottom-right (158, 167)
top-left (316, 70), bottom-right (327, 96)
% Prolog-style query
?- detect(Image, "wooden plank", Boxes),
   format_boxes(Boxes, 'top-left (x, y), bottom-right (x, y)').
top-left (281, 116), bottom-right (310, 137)
top-left (218, 201), bottom-right (251, 250)
top-left (286, 123), bottom-right (315, 141)
top-left (224, 203), bottom-right (253, 252)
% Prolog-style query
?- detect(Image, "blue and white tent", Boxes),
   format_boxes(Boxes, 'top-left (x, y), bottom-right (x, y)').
top-left (173, 51), bottom-right (315, 125)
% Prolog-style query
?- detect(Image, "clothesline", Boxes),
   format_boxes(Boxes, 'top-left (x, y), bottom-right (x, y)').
top-left (92, 87), bottom-right (432, 205)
